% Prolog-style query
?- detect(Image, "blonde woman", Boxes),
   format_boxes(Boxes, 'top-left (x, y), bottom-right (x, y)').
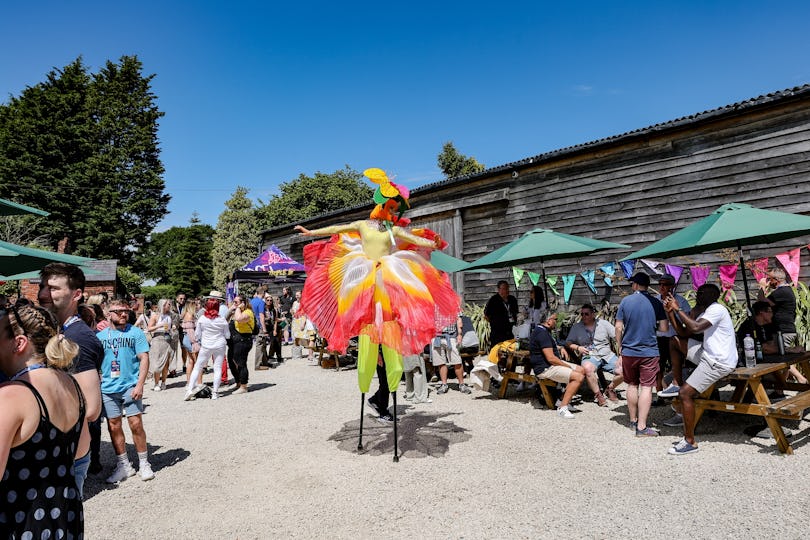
top-left (0, 304), bottom-right (85, 537)
top-left (148, 299), bottom-right (175, 391)
top-left (181, 300), bottom-right (202, 385)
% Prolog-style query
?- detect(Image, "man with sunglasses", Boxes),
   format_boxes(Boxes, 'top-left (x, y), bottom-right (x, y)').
top-left (564, 304), bottom-right (613, 406)
top-left (37, 263), bottom-right (104, 495)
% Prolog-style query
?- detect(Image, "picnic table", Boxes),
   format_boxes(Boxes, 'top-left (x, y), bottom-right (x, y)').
top-left (496, 348), bottom-right (558, 408)
top-left (681, 352), bottom-right (810, 455)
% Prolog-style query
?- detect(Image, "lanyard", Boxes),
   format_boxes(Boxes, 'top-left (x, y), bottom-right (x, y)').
top-left (63, 314), bottom-right (81, 331)
top-left (11, 363), bottom-right (46, 381)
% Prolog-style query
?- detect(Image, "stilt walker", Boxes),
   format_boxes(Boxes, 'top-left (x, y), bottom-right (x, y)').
top-left (295, 168), bottom-right (460, 460)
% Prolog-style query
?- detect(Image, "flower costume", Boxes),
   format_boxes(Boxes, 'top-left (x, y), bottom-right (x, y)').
top-left (296, 168), bottom-right (460, 394)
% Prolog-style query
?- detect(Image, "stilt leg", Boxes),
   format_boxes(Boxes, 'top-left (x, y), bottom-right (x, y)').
top-left (358, 393), bottom-right (365, 451)
top-left (392, 391), bottom-right (399, 462)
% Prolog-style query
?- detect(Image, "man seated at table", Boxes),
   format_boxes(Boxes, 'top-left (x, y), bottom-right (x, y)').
top-left (662, 284), bottom-right (737, 455)
top-left (529, 311), bottom-right (586, 419)
top-left (563, 304), bottom-right (611, 406)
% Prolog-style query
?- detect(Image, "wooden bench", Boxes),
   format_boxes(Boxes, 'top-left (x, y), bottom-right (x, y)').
top-left (766, 389), bottom-right (810, 419)
top-left (496, 349), bottom-right (557, 409)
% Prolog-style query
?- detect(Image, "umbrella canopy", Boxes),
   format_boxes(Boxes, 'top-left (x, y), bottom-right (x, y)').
top-left (0, 198), bottom-right (49, 217)
top-left (0, 239), bottom-right (95, 279)
top-left (465, 229), bottom-right (630, 270)
top-left (241, 245), bottom-right (305, 273)
top-left (429, 251), bottom-right (491, 274)
top-left (622, 203), bottom-right (810, 260)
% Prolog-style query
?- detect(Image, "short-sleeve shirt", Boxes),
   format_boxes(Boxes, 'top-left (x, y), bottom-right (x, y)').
top-left (250, 297), bottom-right (265, 330)
top-left (98, 324), bottom-right (150, 394)
top-left (699, 302), bottom-right (738, 369)
top-left (616, 291), bottom-right (666, 357)
top-left (63, 315), bottom-right (104, 374)
top-left (566, 318), bottom-right (615, 360)
top-left (529, 325), bottom-right (558, 373)
top-left (656, 293), bottom-right (691, 338)
top-left (768, 286), bottom-right (796, 333)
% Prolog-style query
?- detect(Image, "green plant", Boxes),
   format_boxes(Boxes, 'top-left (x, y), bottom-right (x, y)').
top-left (462, 302), bottom-right (490, 351)
top-left (794, 283), bottom-right (810, 350)
top-left (718, 289), bottom-right (748, 331)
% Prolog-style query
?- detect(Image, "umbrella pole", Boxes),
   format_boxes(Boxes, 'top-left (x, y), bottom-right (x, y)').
top-left (738, 243), bottom-right (753, 315)
top-left (358, 393), bottom-right (365, 451)
top-left (541, 261), bottom-right (549, 307)
top-left (392, 391), bottom-right (399, 462)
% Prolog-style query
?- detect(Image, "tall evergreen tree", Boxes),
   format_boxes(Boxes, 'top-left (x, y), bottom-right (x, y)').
top-left (212, 187), bottom-right (256, 289)
top-left (0, 56), bottom-right (169, 262)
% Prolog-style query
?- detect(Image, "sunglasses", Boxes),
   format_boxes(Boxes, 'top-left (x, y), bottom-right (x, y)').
top-left (108, 308), bottom-right (131, 314)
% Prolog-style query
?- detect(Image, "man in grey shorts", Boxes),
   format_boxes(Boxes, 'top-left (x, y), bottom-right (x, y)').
top-left (662, 284), bottom-right (737, 455)
top-left (431, 315), bottom-right (472, 394)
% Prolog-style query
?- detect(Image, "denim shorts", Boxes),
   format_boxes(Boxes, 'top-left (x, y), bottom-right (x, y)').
top-left (582, 352), bottom-right (618, 373)
top-left (102, 387), bottom-right (144, 418)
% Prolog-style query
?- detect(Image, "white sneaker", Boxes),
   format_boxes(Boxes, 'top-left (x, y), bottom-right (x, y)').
top-left (139, 462), bottom-right (155, 481)
top-left (105, 461), bottom-right (136, 483)
top-left (160, 382), bottom-right (166, 391)
top-left (558, 406), bottom-right (575, 419)
top-left (183, 390), bottom-right (195, 401)
top-left (211, 392), bottom-right (218, 400)
top-left (555, 399), bottom-right (580, 413)
top-left (153, 385), bottom-right (161, 392)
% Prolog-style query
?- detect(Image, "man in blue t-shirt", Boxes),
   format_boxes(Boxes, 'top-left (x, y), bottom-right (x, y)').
top-left (98, 298), bottom-right (154, 484)
top-left (615, 272), bottom-right (668, 437)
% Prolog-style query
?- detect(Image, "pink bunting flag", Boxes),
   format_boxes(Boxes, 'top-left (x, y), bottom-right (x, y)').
top-left (719, 264), bottom-right (738, 291)
top-left (664, 264), bottom-right (684, 284)
top-left (690, 266), bottom-right (710, 290)
top-left (751, 258), bottom-right (769, 282)
top-left (775, 248), bottom-right (801, 284)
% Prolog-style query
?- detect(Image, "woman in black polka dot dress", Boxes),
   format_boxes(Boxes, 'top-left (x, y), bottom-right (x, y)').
top-left (0, 303), bottom-right (86, 539)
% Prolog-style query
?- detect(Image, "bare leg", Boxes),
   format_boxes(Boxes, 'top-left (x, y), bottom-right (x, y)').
top-left (637, 385), bottom-right (654, 430)
top-left (669, 336), bottom-right (688, 387)
top-left (107, 416), bottom-right (127, 456)
top-left (127, 414), bottom-right (148, 454)
top-left (559, 370), bottom-right (584, 407)
top-left (627, 384), bottom-right (639, 423)
top-left (679, 383), bottom-right (698, 445)
top-left (453, 364), bottom-right (465, 385)
top-left (439, 365), bottom-right (448, 384)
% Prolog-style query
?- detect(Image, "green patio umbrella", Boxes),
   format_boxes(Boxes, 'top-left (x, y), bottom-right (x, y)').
top-left (429, 250), bottom-right (491, 274)
top-left (621, 203), bottom-right (810, 308)
top-left (464, 228), bottom-right (630, 300)
top-left (0, 239), bottom-right (95, 279)
top-left (0, 198), bottom-right (49, 217)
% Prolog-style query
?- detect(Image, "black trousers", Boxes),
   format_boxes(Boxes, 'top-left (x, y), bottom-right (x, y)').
top-left (229, 335), bottom-right (252, 385)
top-left (369, 361), bottom-right (390, 413)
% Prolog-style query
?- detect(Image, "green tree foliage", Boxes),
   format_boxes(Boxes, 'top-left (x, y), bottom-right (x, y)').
top-left (135, 214), bottom-right (214, 296)
top-left (255, 166), bottom-right (373, 229)
top-left (140, 284), bottom-right (176, 304)
top-left (437, 142), bottom-right (486, 179)
top-left (116, 266), bottom-right (144, 297)
top-left (212, 187), bottom-right (256, 289)
top-left (0, 56), bottom-right (169, 262)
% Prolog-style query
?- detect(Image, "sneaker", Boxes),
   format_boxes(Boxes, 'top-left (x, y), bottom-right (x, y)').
top-left (367, 398), bottom-right (382, 416)
top-left (754, 426), bottom-right (793, 439)
top-left (429, 375), bottom-right (439, 383)
top-left (557, 406), bottom-right (575, 419)
top-left (183, 390), bottom-right (196, 402)
top-left (211, 392), bottom-right (218, 400)
top-left (605, 386), bottom-right (619, 402)
top-left (105, 461), bottom-right (136, 484)
top-left (555, 399), bottom-right (580, 413)
top-left (377, 413), bottom-right (394, 424)
top-left (256, 365), bottom-right (270, 371)
top-left (139, 462), bottom-right (155, 481)
top-left (437, 383), bottom-right (449, 394)
top-left (458, 383), bottom-right (472, 394)
top-left (152, 385), bottom-right (161, 392)
top-left (663, 413), bottom-right (684, 427)
top-left (658, 384), bottom-right (680, 398)
top-left (630, 421), bottom-right (637, 431)
top-left (668, 437), bottom-right (699, 455)
top-left (635, 426), bottom-right (660, 437)
top-left (160, 382), bottom-right (166, 391)
top-left (515, 382), bottom-right (526, 392)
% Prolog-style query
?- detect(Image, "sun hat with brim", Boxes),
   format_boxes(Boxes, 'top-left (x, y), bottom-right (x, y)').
top-left (205, 290), bottom-right (225, 300)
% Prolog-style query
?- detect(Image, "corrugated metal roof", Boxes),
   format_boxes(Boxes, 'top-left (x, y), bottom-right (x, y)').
top-left (260, 83), bottom-right (810, 236)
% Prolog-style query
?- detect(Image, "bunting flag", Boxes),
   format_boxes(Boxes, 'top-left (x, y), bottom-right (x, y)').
top-left (527, 271), bottom-right (540, 286)
top-left (600, 262), bottom-right (615, 287)
top-left (775, 248), bottom-right (801, 284)
top-left (664, 264), bottom-right (684, 284)
top-left (719, 264), bottom-right (738, 291)
top-left (690, 265), bottom-right (710, 290)
top-left (562, 274), bottom-right (577, 304)
top-left (546, 275), bottom-right (560, 296)
top-left (751, 258), bottom-right (769, 282)
top-left (580, 269), bottom-right (597, 294)
top-left (512, 267), bottom-right (525, 289)
top-left (641, 259), bottom-right (664, 275)
top-left (619, 259), bottom-right (636, 279)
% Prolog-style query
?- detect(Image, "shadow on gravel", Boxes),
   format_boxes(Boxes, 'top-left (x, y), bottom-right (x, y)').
top-left (328, 410), bottom-right (472, 459)
top-left (83, 442), bottom-right (190, 499)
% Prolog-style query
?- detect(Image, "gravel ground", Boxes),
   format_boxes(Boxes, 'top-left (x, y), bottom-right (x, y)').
top-left (83, 347), bottom-right (810, 539)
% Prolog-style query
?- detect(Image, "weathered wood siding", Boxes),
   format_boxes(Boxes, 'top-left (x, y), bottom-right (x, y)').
top-left (260, 89), bottom-right (810, 309)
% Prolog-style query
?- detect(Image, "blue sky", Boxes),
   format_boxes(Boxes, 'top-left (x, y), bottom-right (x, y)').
top-left (2, 1), bottom-right (809, 231)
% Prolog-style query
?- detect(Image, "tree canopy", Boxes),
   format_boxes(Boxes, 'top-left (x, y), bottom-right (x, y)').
top-left (0, 56), bottom-right (169, 263)
top-left (437, 142), bottom-right (486, 179)
top-left (212, 187), bottom-right (257, 289)
top-left (255, 166), bottom-right (374, 229)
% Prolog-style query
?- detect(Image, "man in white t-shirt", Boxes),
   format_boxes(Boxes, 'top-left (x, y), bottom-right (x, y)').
top-left (662, 284), bottom-right (737, 455)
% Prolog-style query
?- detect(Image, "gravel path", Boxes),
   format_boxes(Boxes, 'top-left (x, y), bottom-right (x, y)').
top-left (83, 347), bottom-right (810, 539)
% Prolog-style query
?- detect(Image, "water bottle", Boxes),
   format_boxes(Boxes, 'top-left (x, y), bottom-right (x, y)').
top-left (743, 334), bottom-right (755, 368)
top-left (754, 338), bottom-right (763, 362)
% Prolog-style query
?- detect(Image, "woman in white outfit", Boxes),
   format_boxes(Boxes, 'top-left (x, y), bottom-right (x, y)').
top-left (184, 298), bottom-right (230, 401)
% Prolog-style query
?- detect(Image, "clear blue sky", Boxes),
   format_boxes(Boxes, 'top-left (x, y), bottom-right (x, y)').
top-left (2, 1), bottom-right (809, 231)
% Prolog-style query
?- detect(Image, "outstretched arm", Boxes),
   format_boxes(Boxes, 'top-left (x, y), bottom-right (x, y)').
top-left (295, 223), bottom-right (359, 237)
top-left (393, 227), bottom-right (442, 249)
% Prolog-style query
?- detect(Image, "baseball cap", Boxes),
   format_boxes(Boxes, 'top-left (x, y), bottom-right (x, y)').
top-left (628, 272), bottom-right (650, 286)
top-left (658, 273), bottom-right (676, 285)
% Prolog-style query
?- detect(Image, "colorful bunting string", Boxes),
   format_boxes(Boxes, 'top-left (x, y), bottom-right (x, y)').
top-left (664, 264), bottom-right (684, 284)
top-left (619, 260), bottom-right (636, 279)
top-left (690, 265), bottom-right (710, 290)
top-left (775, 248), bottom-right (801, 285)
top-left (600, 262), bottom-right (615, 287)
top-left (580, 269), bottom-right (597, 294)
top-left (527, 271), bottom-right (540, 286)
top-left (641, 259), bottom-right (664, 275)
top-left (546, 275), bottom-right (559, 296)
top-left (562, 274), bottom-right (577, 304)
top-left (512, 267), bottom-right (525, 289)
top-left (751, 258), bottom-right (769, 282)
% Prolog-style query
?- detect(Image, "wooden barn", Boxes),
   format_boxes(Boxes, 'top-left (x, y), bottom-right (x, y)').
top-left (259, 84), bottom-right (810, 308)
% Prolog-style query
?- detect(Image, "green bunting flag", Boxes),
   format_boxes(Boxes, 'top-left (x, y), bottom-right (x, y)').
top-left (512, 267), bottom-right (525, 289)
